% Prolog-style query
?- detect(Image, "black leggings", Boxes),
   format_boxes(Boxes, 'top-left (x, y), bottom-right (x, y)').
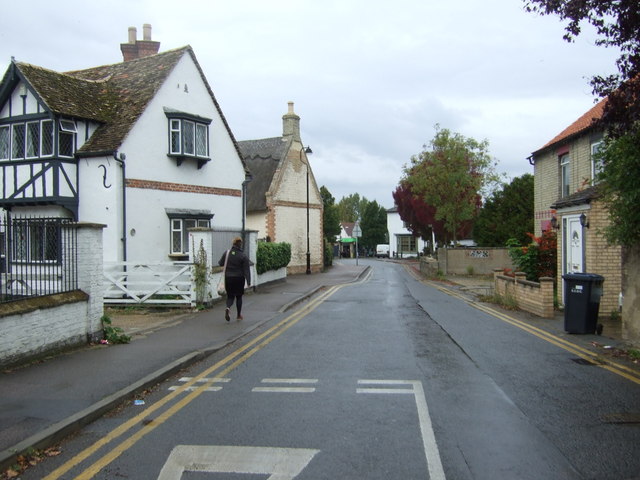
top-left (225, 276), bottom-right (245, 315)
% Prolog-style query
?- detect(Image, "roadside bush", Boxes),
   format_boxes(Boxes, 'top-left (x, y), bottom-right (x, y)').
top-left (324, 239), bottom-right (333, 268)
top-left (506, 229), bottom-right (557, 282)
top-left (256, 242), bottom-right (291, 274)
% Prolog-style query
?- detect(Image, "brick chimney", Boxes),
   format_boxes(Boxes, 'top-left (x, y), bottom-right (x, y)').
top-left (282, 101), bottom-right (301, 141)
top-left (120, 24), bottom-right (160, 62)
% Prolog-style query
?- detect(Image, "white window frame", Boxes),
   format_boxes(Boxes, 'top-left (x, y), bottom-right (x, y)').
top-left (196, 123), bottom-right (208, 157)
top-left (560, 153), bottom-right (570, 197)
top-left (11, 123), bottom-right (25, 159)
top-left (0, 125), bottom-right (9, 160)
top-left (165, 113), bottom-right (210, 159)
top-left (170, 119), bottom-right (181, 155)
top-left (591, 141), bottom-right (603, 183)
top-left (58, 119), bottom-right (76, 158)
top-left (183, 120), bottom-right (195, 156)
top-left (41, 120), bottom-right (54, 157)
top-left (170, 217), bottom-right (211, 255)
top-left (26, 121), bottom-right (40, 158)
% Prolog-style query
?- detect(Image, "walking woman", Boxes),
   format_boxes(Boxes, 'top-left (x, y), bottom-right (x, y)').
top-left (218, 237), bottom-right (251, 321)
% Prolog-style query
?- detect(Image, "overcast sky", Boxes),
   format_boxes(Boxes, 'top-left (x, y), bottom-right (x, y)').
top-left (1, 0), bottom-right (620, 208)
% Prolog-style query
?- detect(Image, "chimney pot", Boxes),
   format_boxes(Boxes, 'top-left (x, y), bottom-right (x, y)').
top-left (143, 24), bottom-right (152, 41)
top-left (128, 26), bottom-right (137, 44)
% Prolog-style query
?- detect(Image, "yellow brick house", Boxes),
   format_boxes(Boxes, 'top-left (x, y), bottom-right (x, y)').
top-left (530, 98), bottom-right (622, 317)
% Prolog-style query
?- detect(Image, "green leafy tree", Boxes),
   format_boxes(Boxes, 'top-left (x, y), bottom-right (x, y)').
top-left (336, 193), bottom-right (363, 223)
top-left (320, 186), bottom-right (341, 243)
top-left (596, 131), bottom-right (640, 247)
top-left (473, 174), bottom-right (534, 247)
top-left (360, 200), bottom-right (388, 252)
top-left (404, 126), bottom-right (501, 243)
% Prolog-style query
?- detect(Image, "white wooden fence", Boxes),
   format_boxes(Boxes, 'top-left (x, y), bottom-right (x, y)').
top-left (103, 262), bottom-right (194, 306)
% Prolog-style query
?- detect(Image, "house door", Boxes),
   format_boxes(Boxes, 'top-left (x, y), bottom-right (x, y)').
top-left (561, 214), bottom-right (585, 304)
top-left (564, 215), bottom-right (584, 274)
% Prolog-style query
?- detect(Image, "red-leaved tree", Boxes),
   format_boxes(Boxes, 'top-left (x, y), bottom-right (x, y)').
top-left (392, 180), bottom-right (475, 246)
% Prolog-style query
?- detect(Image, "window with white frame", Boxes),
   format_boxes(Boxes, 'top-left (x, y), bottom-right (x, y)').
top-left (0, 126), bottom-right (9, 160)
top-left (560, 153), bottom-right (570, 197)
top-left (0, 119), bottom-right (62, 160)
top-left (58, 119), bottom-right (76, 158)
top-left (169, 215), bottom-right (212, 255)
top-left (397, 235), bottom-right (416, 253)
top-left (165, 109), bottom-right (211, 160)
top-left (591, 141), bottom-right (603, 182)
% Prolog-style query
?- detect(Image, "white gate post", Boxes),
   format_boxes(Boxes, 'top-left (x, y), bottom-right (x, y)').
top-left (72, 222), bottom-right (106, 341)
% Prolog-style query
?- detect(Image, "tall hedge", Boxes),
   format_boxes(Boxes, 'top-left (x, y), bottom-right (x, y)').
top-left (256, 242), bottom-right (291, 274)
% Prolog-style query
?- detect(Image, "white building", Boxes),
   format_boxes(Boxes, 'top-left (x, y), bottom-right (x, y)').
top-left (0, 25), bottom-right (248, 264)
top-left (386, 207), bottom-right (427, 258)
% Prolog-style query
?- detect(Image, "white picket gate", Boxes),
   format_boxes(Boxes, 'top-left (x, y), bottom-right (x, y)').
top-left (103, 262), bottom-right (194, 306)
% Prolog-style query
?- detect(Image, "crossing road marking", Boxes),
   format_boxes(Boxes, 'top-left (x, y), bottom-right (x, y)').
top-left (252, 378), bottom-right (318, 393)
top-left (158, 445), bottom-right (320, 480)
top-left (358, 380), bottom-right (446, 480)
top-left (168, 377), bottom-right (230, 392)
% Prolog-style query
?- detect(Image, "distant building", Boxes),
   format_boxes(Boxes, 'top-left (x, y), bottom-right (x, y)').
top-left (238, 103), bottom-right (323, 274)
top-left (386, 207), bottom-right (427, 258)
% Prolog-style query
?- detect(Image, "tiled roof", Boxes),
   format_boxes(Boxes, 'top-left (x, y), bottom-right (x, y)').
top-left (238, 137), bottom-right (290, 212)
top-left (341, 222), bottom-right (355, 237)
top-left (533, 98), bottom-right (607, 155)
top-left (14, 47), bottom-right (247, 170)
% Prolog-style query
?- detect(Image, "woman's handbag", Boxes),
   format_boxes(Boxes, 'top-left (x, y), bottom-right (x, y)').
top-left (217, 250), bottom-right (230, 295)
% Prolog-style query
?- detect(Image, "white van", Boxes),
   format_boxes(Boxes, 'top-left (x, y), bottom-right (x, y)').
top-left (375, 244), bottom-right (390, 258)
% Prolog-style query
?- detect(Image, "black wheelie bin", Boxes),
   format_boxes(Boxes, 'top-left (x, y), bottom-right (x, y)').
top-left (562, 273), bottom-right (605, 334)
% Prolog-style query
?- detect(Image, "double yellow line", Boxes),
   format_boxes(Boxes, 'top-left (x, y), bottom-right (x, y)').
top-left (471, 301), bottom-right (640, 385)
top-left (414, 271), bottom-right (640, 386)
top-left (45, 282), bottom-right (347, 480)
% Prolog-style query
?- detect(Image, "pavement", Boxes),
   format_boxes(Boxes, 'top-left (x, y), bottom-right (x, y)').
top-left (0, 259), bottom-right (637, 474)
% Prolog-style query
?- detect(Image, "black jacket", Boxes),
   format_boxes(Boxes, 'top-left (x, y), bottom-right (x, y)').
top-left (219, 246), bottom-right (251, 285)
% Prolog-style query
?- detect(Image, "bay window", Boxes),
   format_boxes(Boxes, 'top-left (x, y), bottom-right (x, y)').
top-left (165, 108), bottom-right (211, 167)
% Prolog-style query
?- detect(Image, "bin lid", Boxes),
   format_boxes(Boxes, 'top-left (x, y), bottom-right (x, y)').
top-left (562, 273), bottom-right (605, 281)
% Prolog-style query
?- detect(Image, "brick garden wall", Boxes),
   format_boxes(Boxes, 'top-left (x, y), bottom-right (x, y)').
top-left (0, 223), bottom-right (105, 368)
top-left (494, 271), bottom-right (555, 319)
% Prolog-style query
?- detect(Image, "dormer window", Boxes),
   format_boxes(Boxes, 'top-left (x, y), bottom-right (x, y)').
top-left (165, 108), bottom-right (211, 168)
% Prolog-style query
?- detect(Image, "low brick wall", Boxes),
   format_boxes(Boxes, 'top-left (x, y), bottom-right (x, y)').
top-left (493, 270), bottom-right (555, 318)
top-left (0, 292), bottom-right (94, 368)
top-left (0, 223), bottom-right (105, 368)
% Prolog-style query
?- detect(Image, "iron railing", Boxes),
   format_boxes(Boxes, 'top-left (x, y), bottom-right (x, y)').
top-left (0, 215), bottom-right (77, 303)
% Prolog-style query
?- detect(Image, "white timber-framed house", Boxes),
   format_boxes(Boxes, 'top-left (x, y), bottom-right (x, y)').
top-left (0, 25), bottom-right (249, 265)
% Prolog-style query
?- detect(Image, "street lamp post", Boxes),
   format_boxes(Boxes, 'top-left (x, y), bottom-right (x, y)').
top-left (302, 145), bottom-right (313, 274)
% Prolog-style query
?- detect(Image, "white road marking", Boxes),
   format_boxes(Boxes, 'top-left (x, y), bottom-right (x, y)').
top-left (261, 378), bottom-right (319, 384)
top-left (253, 378), bottom-right (318, 393)
top-left (157, 445), bottom-right (320, 480)
top-left (168, 377), bottom-right (230, 392)
top-left (357, 380), bottom-right (446, 480)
